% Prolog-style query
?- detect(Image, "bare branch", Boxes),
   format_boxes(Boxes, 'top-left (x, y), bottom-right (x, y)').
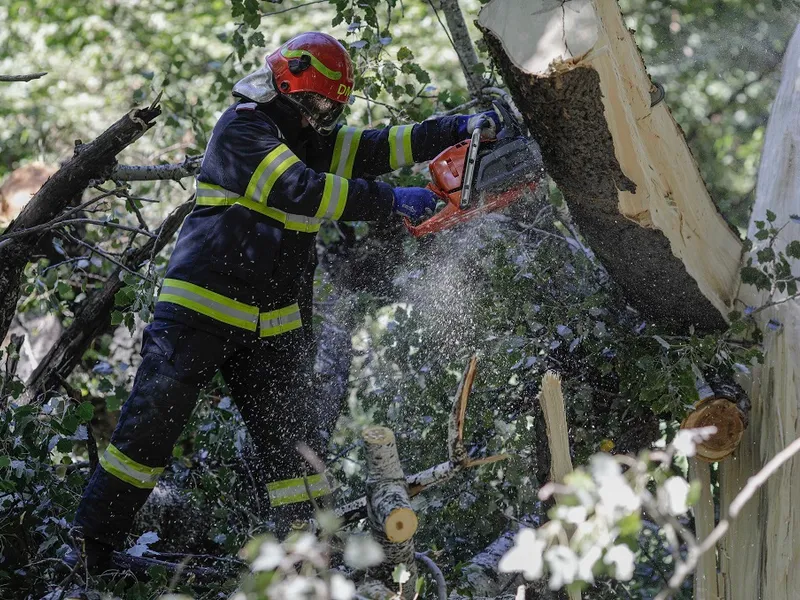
top-left (0, 72), bottom-right (47, 82)
top-left (110, 155), bottom-right (203, 182)
top-left (429, 0), bottom-right (484, 97)
top-left (57, 218), bottom-right (157, 238)
top-left (264, 0), bottom-right (326, 16)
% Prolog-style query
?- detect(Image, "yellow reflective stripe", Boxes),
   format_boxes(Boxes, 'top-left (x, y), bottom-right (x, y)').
top-left (281, 48), bottom-right (342, 81)
top-left (198, 182), bottom-right (318, 228)
top-left (260, 303), bottom-right (303, 337)
top-left (100, 444), bottom-right (164, 490)
top-left (316, 174), bottom-right (348, 220)
top-left (159, 278), bottom-right (259, 332)
top-left (388, 125), bottom-right (414, 170)
top-left (267, 474), bottom-right (332, 507)
top-left (330, 126), bottom-right (363, 178)
top-left (246, 145), bottom-right (301, 205)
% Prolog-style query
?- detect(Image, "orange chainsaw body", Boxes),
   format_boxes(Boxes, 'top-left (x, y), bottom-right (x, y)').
top-left (404, 100), bottom-right (545, 238)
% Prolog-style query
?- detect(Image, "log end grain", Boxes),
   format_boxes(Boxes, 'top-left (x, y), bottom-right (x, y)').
top-left (681, 397), bottom-right (746, 462)
top-left (385, 507), bottom-right (419, 543)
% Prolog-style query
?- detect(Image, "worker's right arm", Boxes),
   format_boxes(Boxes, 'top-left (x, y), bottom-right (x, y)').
top-left (214, 113), bottom-right (396, 223)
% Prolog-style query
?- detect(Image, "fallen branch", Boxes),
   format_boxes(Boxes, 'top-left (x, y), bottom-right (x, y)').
top-left (0, 72), bottom-right (47, 82)
top-left (24, 198), bottom-right (194, 404)
top-left (0, 99), bottom-right (162, 342)
top-left (655, 434), bottom-right (800, 599)
top-left (337, 357), bottom-right (509, 522)
top-left (110, 155), bottom-right (203, 182)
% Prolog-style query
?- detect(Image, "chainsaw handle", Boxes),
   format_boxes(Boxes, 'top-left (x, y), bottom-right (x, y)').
top-left (403, 184), bottom-right (448, 235)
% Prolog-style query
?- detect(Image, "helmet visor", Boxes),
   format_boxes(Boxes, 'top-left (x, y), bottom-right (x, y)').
top-left (286, 91), bottom-right (345, 136)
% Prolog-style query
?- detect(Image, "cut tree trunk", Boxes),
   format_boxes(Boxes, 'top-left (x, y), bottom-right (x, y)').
top-left (0, 102), bottom-right (161, 342)
top-left (363, 426), bottom-right (418, 591)
top-left (689, 459), bottom-right (721, 600)
top-left (477, 0), bottom-right (742, 333)
top-left (718, 23), bottom-right (800, 600)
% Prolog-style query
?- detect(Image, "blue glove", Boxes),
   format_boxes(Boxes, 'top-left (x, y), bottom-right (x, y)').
top-left (456, 110), bottom-right (502, 140)
top-left (393, 187), bottom-right (438, 220)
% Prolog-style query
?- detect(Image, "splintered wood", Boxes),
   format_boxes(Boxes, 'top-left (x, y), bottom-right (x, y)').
top-left (538, 371), bottom-right (581, 600)
top-left (477, 0), bottom-right (742, 332)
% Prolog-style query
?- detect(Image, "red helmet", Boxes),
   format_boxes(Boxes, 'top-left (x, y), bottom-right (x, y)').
top-left (267, 32), bottom-right (354, 135)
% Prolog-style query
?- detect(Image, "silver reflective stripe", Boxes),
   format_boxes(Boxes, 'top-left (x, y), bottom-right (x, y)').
top-left (335, 127), bottom-right (358, 177)
top-left (160, 282), bottom-right (258, 328)
top-left (253, 147), bottom-right (296, 203)
top-left (196, 185), bottom-right (231, 199)
top-left (286, 214), bottom-right (322, 230)
top-left (322, 176), bottom-right (345, 219)
top-left (391, 125), bottom-right (412, 168)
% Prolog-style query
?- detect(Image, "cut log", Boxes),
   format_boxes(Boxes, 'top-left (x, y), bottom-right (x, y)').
top-left (718, 23), bottom-right (800, 600)
top-left (363, 426), bottom-right (418, 592)
top-left (477, 0), bottom-right (742, 333)
top-left (681, 377), bottom-right (749, 462)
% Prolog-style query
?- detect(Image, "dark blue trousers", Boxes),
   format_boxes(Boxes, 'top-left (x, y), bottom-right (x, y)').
top-left (74, 318), bottom-right (330, 546)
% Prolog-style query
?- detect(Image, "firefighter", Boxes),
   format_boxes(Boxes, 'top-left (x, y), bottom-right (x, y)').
top-left (67, 31), bottom-right (501, 569)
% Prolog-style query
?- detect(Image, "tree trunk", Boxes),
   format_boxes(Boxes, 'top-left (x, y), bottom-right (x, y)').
top-left (689, 459), bottom-right (721, 600)
top-left (476, 0), bottom-right (742, 333)
top-left (0, 104), bottom-right (161, 341)
top-left (718, 23), bottom-right (800, 600)
top-left (363, 426), bottom-right (418, 592)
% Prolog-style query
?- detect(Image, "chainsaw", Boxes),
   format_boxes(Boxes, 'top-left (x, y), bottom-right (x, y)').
top-left (404, 98), bottom-right (546, 237)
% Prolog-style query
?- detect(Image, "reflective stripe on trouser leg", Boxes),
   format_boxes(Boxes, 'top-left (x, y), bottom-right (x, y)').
top-left (74, 325), bottom-right (231, 546)
top-left (267, 474), bottom-right (333, 507)
top-left (99, 444), bottom-right (163, 489)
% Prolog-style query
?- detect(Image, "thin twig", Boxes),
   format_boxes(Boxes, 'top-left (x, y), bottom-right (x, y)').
top-left (655, 434), bottom-right (800, 599)
top-left (264, 0), bottom-right (326, 16)
top-left (57, 218), bottom-right (157, 238)
top-left (0, 72), bottom-right (47, 82)
top-left (415, 552), bottom-right (447, 600)
top-left (58, 231), bottom-right (150, 281)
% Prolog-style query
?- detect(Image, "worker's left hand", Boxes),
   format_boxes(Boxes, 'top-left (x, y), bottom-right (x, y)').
top-left (393, 187), bottom-right (438, 221)
top-left (456, 110), bottom-right (502, 140)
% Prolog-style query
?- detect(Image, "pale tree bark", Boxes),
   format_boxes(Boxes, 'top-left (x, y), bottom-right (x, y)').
top-left (689, 460), bottom-right (720, 600)
top-left (363, 426), bottom-right (418, 593)
top-left (437, 0), bottom-right (484, 97)
top-left (476, 0), bottom-right (742, 333)
top-left (718, 23), bottom-right (800, 600)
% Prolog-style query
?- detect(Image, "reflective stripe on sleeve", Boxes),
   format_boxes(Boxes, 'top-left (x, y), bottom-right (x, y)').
top-left (388, 124), bottom-right (414, 170)
top-left (196, 182), bottom-right (322, 232)
top-left (315, 173), bottom-right (348, 221)
top-left (330, 126), bottom-right (363, 178)
top-left (267, 474), bottom-right (332, 507)
top-left (99, 444), bottom-right (164, 489)
top-left (246, 145), bottom-right (301, 205)
top-left (159, 278), bottom-right (259, 332)
top-left (260, 303), bottom-right (303, 337)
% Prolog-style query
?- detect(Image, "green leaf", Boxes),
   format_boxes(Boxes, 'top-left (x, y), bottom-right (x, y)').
top-left (249, 32), bottom-right (265, 47)
top-left (766, 209), bottom-right (777, 222)
top-left (755, 220), bottom-right (765, 230)
top-left (0, 456), bottom-right (10, 469)
top-left (397, 46), bottom-right (413, 61)
top-left (786, 240), bottom-right (800, 259)
top-left (57, 438), bottom-right (74, 453)
top-left (740, 266), bottom-right (771, 290)
top-left (757, 247), bottom-right (775, 263)
top-left (754, 229), bottom-right (770, 240)
top-left (77, 401), bottom-right (95, 422)
top-left (111, 310), bottom-right (124, 326)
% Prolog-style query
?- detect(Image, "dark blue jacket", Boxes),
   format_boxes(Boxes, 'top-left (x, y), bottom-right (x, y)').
top-left (155, 97), bottom-right (464, 343)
